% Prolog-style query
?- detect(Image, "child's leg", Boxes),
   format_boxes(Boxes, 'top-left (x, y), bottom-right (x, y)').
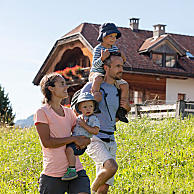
top-left (66, 146), bottom-right (76, 167)
top-left (116, 80), bottom-right (130, 123)
top-left (89, 73), bottom-right (104, 112)
top-left (119, 83), bottom-right (129, 110)
top-left (91, 75), bottom-right (104, 94)
top-left (62, 145), bottom-right (78, 180)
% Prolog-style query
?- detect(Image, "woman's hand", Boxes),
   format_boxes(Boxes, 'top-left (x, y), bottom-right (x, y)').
top-left (74, 136), bottom-right (91, 149)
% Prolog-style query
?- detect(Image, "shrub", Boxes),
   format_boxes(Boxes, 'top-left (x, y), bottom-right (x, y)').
top-left (0, 84), bottom-right (15, 126)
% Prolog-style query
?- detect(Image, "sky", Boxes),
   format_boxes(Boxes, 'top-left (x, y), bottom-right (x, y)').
top-left (0, 0), bottom-right (194, 121)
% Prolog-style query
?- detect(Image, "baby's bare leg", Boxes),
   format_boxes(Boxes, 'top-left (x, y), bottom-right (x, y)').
top-left (66, 146), bottom-right (76, 166)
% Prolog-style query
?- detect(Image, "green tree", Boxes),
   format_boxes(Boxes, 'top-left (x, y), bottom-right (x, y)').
top-left (0, 84), bottom-right (15, 126)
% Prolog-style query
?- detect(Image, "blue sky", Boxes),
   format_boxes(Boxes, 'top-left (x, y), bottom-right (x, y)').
top-left (0, 0), bottom-right (194, 121)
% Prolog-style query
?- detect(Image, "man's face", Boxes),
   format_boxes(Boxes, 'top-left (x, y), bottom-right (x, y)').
top-left (107, 56), bottom-right (124, 80)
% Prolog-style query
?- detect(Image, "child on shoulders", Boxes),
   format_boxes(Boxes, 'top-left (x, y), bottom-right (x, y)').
top-left (89, 22), bottom-right (129, 123)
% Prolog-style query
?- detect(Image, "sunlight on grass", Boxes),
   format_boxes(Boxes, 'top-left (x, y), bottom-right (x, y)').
top-left (0, 117), bottom-right (193, 193)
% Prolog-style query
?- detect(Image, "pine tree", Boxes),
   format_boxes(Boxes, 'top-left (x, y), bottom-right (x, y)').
top-left (0, 84), bottom-right (15, 126)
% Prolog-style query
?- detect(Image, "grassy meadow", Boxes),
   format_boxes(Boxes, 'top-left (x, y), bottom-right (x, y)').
top-left (0, 117), bottom-right (193, 193)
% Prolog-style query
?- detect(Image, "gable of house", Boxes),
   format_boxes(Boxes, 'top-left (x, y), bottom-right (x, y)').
top-left (32, 20), bottom-right (194, 104)
top-left (33, 21), bottom-right (194, 86)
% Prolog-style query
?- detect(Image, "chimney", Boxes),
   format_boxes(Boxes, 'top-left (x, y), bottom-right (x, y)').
top-left (129, 18), bottom-right (140, 31)
top-left (153, 24), bottom-right (166, 38)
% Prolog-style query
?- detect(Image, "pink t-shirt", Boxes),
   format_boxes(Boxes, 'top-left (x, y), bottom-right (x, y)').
top-left (34, 104), bottom-right (83, 177)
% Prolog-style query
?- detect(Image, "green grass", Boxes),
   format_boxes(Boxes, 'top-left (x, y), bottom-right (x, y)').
top-left (0, 117), bottom-right (193, 193)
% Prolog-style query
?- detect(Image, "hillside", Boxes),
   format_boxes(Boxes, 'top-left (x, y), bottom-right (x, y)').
top-left (0, 117), bottom-right (193, 193)
top-left (15, 115), bottom-right (34, 128)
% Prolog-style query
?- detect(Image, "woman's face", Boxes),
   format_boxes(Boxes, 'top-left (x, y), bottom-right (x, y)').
top-left (50, 76), bottom-right (69, 99)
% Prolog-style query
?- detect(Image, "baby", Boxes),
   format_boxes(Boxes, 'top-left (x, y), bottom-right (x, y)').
top-left (61, 92), bottom-right (100, 180)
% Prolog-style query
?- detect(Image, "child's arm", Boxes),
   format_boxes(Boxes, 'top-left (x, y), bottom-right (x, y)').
top-left (101, 49), bottom-right (110, 62)
top-left (78, 117), bottom-right (99, 135)
top-left (92, 47), bottom-right (110, 69)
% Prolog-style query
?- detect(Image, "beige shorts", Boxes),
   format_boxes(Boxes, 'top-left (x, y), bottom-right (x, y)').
top-left (115, 79), bottom-right (128, 89)
top-left (89, 72), bottom-right (104, 82)
top-left (89, 72), bottom-right (127, 89)
top-left (86, 136), bottom-right (117, 186)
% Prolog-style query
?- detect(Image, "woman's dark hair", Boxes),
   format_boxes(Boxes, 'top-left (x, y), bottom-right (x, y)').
top-left (40, 72), bottom-right (63, 104)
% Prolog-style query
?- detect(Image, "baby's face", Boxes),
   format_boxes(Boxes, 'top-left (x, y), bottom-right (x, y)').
top-left (103, 33), bottom-right (117, 45)
top-left (78, 100), bottom-right (94, 116)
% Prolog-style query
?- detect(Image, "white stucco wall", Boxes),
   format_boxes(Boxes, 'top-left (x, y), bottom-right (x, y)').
top-left (166, 78), bottom-right (194, 103)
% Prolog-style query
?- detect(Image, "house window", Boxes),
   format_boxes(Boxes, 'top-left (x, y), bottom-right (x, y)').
top-left (166, 55), bottom-right (176, 67)
top-left (152, 53), bottom-right (176, 67)
top-left (178, 93), bottom-right (185, 101)
top-left (152, 53), bottom-right (163, 66)
top-left (133, 91), bottom-right (143, 104)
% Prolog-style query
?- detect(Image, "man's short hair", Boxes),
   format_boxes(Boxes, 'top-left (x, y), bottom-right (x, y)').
top-left (103, 52), bottom-right (122, 67)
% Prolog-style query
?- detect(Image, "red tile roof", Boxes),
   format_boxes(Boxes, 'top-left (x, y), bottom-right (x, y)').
top-left (62, 23), bottom-right (194, 78)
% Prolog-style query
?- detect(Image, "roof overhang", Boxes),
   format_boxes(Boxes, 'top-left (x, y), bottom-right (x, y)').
top-left (33, 33), bottom-right (93, 85)
top-left (138, 34), bottom-right (186, 56)
top-left (123, 66), bottom-right (193, 79)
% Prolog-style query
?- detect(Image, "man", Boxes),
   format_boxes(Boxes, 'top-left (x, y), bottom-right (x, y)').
top-left (81, 52), bottom-right (130, 194)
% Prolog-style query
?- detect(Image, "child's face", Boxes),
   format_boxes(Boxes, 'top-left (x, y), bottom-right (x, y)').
top-left (102, 33), bottom-right (117, 46)
top-left (78, 100), bottom-right (95, 116)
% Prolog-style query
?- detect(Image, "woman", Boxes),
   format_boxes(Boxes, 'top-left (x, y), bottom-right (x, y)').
top-left (34, 72), bottom-right (91, 194)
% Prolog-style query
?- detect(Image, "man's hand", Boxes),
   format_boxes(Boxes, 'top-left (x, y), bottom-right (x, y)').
top-left (93, 91), bottom-right (102, 102)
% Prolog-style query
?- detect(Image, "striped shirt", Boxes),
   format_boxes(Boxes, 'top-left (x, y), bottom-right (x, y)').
top-left (91, 44), bottom-right (119, 74)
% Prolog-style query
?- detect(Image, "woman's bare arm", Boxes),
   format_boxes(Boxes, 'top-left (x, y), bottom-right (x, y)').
top-left (36, 123), bottom-right (90, 148)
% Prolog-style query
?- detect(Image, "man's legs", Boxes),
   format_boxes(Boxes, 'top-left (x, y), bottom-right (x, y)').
top-left (96, 184), bottom-right (109, 194)
top-left (86, 136), bottom-right (117, 194)
top-left (92, 159), bottom-right (118, 193)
